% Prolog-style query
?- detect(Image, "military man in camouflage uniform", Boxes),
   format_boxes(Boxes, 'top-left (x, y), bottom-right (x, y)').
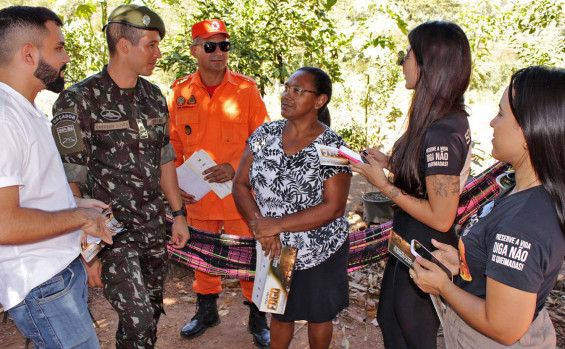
top-left (51, 5), bottom-right (189, 349)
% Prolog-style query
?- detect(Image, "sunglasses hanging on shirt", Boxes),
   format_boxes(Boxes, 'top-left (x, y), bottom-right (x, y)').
top-left (192, 41), bottom-right (231, 53)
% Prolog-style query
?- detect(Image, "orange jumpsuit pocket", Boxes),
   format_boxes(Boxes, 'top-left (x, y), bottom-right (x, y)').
top-left (175, 109), bottom-right (199, 146)
top-left (221, 112), bottom-right (249, 144)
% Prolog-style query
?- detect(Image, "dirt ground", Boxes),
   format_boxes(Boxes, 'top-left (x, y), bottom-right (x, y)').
top-left (1, 173), bottom-right (564, 348)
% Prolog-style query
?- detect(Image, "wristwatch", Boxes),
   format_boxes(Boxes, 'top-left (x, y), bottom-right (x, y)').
top-left (171, 205), bottom-right (187, 218)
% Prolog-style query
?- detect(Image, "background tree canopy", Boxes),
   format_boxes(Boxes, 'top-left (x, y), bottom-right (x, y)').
top-left (5, 0), bottom-right (564, 172)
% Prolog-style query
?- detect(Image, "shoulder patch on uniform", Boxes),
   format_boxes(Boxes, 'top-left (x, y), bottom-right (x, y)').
top-left (51, 109), bottom-right (85, 155)
top-left (172, 75), bottom-right (193, 88)
top-left (231, 72), bottom-right (257, 85)
top-left (52, 110), bottom-right (78, 125)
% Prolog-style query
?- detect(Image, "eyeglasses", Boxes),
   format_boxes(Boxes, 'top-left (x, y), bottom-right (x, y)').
top-left (192, 41), bottom-right (231, 53)
top-left (397, 47), bottom-right (412, 66)
top-left (280, 83), bottom-right (317, 97)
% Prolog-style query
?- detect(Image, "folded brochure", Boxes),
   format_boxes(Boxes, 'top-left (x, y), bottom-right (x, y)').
top-left (252, 242), bottom-right (297, 314)
top-left (387, 230), bottom-right (447, 327)
top-left (315, 144), bottom-right (351, 167)
top-left (176, 149), bottom-right (232, 200)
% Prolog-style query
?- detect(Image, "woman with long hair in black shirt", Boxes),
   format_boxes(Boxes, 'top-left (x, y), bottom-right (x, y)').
top-left (351, 21), bottom-right (472, 348)
top-left (412, 66), bottom-right (565, 348)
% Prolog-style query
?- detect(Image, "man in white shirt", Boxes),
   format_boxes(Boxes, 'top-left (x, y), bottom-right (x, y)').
top-left (0, 6), bottom-right (112, 348)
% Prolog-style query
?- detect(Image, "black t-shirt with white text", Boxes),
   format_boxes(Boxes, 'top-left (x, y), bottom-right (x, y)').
top-left (420, 112), bottom-right (472, 191)
top-left (394, 112), bottom-right (471, 250)
top-left (457, 185), bottom-right (565, 318)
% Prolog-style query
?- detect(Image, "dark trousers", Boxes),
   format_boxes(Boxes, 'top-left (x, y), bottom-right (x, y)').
top-left (377, 257), bottom-right (440, 349)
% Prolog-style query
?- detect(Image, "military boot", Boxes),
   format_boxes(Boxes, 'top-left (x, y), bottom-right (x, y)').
top-left (180, 293), bottom-right (220, 339)
top-left (244, 300), bottom-right (271, 348)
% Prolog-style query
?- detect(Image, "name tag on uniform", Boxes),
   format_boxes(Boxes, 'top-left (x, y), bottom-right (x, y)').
top-left (147, 117), bottom-right (167, 126)
top-left (94, 121), bottom-right (130, 131)
top-left (136, 119), bottom-right (149, 139)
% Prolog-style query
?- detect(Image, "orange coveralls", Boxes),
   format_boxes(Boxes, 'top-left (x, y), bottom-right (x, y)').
top-left (168, 69), bottom-right (270, 300)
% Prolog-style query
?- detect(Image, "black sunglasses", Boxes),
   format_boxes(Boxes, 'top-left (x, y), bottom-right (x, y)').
top-left (397, 50), bottom-right (406, 66)
top-left (397, 47), bottom-right (423, 66)
top-left (192, 41), bottom-right (231, 53)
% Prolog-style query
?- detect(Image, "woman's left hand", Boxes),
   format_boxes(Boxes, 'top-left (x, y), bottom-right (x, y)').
top-left (257, 236), bottom-right (282, 260)
top-left (250, 216), bottom-right (282, 239)
top-left (350, 153), bottom-right (390, 189)
top-left (411, 256), bottom-right (451, 296)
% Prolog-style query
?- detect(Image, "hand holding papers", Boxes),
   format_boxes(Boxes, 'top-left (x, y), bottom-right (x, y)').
top-left (176, 163), bottom-right (211, 201)
top-left (252, 242), bottom-right (297, 314)
top-left (387, 230), bottom-right (448, 327)
top-left (81, 204), bottom-right (125, 262)
top-left (315, 144), bottom-right (368, 166)
top-left (176, 149), bottom-right (233, 200)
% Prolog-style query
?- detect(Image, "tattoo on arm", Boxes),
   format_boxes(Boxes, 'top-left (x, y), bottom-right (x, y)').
top-left (429, 175), bottom-right (460, 198)
top-left (451, 177), bottom-right (460, 195)
top-left (390, 187), bottom-right (400, 199)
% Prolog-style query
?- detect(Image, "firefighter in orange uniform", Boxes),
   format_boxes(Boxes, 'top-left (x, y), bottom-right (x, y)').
top-left (167, 19), bottom-right (271, 348)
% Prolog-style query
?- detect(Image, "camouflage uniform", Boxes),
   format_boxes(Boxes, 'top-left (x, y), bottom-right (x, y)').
top-left (52, 65), bottom-right (176, 349)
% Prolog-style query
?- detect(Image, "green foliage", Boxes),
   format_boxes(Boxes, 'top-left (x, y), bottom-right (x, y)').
top-left (336, 122), bottom-right (381, 151)
top-left (329, 1), bottom-right (405, 150)
top-left (157, 0), bottom-right (343, 94)
top-left (502, 0), bottom-right (564, 67)
top-left (59, 1), bottom-right (108, 85)
top-left (18, 0), bottom-right (565, 172)
top-left (458, 0), bottom-right (565, 93)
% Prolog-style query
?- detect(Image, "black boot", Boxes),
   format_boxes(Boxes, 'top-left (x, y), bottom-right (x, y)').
top-left (180, 293), bottom-right (220, 339)
top-left (244, 300), bottom-right (270, 348)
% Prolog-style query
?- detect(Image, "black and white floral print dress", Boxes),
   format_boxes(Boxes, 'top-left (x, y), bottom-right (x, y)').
top-left (247, 119), bottom-right (350, 270)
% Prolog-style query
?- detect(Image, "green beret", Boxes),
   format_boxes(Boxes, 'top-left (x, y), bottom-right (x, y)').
top-left (104, 4), bottom-right (166, 38)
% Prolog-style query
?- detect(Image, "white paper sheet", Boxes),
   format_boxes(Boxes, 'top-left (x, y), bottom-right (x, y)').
top-left (176, 162), bottom-right (212, 201)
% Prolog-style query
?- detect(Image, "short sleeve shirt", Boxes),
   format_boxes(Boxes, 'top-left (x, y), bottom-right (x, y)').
top-left (393, 112), bottom-right (471, 247)
top-left (52, 66), bottom-right (172, 233)
top-left (420, 112), bottom-right (472, 191)
top-left (247, 120), bottom-right (351, 270)
top-left (0, 82), bottom-right (80, 310)
top-left (457, 185), bottom-right (565, 317)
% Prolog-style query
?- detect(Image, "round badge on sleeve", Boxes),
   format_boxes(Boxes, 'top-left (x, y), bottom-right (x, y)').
top-left (176, 96), bottom-right (185, 106)
top-left (185, 125), bottom-right (192, 135)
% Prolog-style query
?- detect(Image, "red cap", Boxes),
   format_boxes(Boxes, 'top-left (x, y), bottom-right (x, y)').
top-left (191, 19), bottom-right (230, 40)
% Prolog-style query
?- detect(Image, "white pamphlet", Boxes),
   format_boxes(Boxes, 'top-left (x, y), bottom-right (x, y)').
top-left (314, 143), bottom-right (350, 167)
top-left (176, 163), bottom-right (211, 201)
top-left (252, 242), bottom-right (297, 314)
top-left (176, 149), bottom-right (233, 200)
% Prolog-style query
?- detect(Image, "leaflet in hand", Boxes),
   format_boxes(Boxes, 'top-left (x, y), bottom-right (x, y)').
top-left (315, 144), bottom-right (366, 166)
top-left (176, 149), bottom-right (232, 200)
top-left (81, 204), bottom-right (125, 262)
top-left (252, 242), bottom-right (298, 314)
top-left (387, 230), bottom-right (447, 327)
top-left (387, 230), bottom-right (416, 269)
top-left (315, 144), bottom-right (350, 167)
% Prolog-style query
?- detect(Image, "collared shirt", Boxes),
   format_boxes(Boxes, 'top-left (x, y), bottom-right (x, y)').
top-left (52, 66), bottom-right (174, 234)
top-left (0, 82), bottom-right (80, 310)
top-left (168, 69), bottom-right (270, 220)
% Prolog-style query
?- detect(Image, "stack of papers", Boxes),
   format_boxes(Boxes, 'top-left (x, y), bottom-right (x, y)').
top-left (176, 149), bottom-right (233, 200)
